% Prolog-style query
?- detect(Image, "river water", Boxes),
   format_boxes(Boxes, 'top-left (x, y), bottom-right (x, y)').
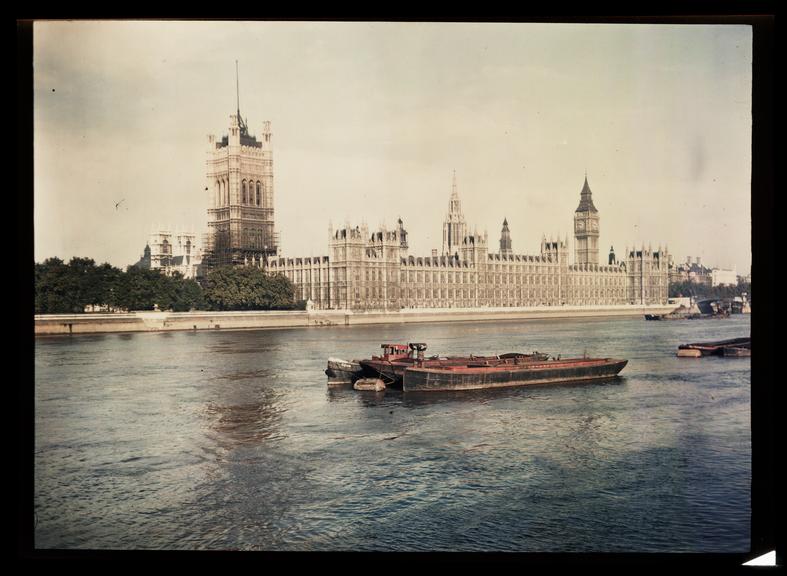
top-left (34, 315), bottom-right (751, 551)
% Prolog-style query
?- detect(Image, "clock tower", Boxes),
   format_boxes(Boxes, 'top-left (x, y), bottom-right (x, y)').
top-left (573, 173), bottom-right (600, 265)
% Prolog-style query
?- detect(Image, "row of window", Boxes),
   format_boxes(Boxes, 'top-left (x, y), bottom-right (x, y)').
top-left (214, 179), bottom-right (266, 207)
top-left (153, 239), bottom-right (191, 255)
top-left (284, 268), bottom-right (650, 289)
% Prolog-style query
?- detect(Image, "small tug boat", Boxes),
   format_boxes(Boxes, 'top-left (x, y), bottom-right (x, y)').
top-left (325, 343), bottom-right (625, 391)
top-left (325, 357), bottom-right (363, 385)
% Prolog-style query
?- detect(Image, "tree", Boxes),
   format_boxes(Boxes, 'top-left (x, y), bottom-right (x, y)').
top-left (114, 266), bottom-right (162, 311)
top-left (34, 257), bottom-right (75, 313)
top-left (202, 266), bottom-right (298, 311)
top-left (669, 279), bottom-right (751, 301)
top-left (35, 257), bottom-right (207, 313)
top-left (169, 273), bottom-right (205, 312)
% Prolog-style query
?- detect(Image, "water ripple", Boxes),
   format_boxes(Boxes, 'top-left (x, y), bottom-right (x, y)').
top-left (34, 315), bottom-right (751, 551)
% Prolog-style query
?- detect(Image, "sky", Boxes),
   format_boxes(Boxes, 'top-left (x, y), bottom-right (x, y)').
top-left (33, 21), bottom-right (753, 274)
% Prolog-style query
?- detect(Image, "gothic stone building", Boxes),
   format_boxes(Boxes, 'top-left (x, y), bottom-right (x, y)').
top-left (267, 174), bottom-right (669, 310)
top-left (134, 230), bottom-right (202, 279)
top-left (203, 107), bottom-right (278, 271)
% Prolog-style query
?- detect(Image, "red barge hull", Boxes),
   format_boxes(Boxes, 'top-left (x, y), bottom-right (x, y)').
top-left (353, 343), bottom-right (551, 387)
top-left (402, 358), bottom-right (628, 392)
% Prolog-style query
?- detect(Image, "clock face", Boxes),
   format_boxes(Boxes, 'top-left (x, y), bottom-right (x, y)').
top-left (576, 220), bottom-right (585, 231)
top-left (590, 221), bottom-right (598, 232)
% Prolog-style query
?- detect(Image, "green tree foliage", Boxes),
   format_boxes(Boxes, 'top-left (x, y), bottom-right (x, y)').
top-left (35, 257), bottom-right (75, 313)
top-left (34, 257), bottom-right (123, 313)
top-left (34, 258), bottom-right (205, 313)
top-left (202, 266), bottom-right (298, 311)
top-left (669, 280), bottom-right (751, 301)
top-left (169, 272), bottom-right (206, 312)
top-left (113, 266), bottom-right (165, 311)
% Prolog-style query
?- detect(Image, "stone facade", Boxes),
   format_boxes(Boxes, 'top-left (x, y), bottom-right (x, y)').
top-left (204, 110), bottom-right (277, 270)
top-left (134, 230), bottom-right (202, 279)
top-left (268, 174), bottom-right (670, 310)
top-left (499, 218), bottom-right (513, 256)
top-left (267, 255), bottom-right (331, 304)
top-left (574, 174), bottom-right (601, 265)
top-left (669, 256), bottom-right (713, 285)
top-left (442, 171), bottom-right (468, 257)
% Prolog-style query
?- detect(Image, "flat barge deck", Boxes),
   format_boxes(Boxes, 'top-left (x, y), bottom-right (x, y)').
top-left (402, 357), bottom-right (628, 392)
top-left (326, 343), bottom-right (627, 392)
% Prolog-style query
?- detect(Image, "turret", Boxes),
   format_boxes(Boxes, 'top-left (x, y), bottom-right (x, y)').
top-left (574, 173), bottom-right (600, 265)
top-left (499, 218), bottom-right (512, 255)
top-left (442, 170), bottom-right (468, 256)
top-left (397, 217), bottom-right (409, 258)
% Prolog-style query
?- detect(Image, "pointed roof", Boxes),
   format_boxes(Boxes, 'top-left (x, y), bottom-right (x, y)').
top-left (502, 217), bottom-right (509, 227)
top-left (448, 169), bottom-right (463, 214)
top-left (575, 174), bottom-right (598, 213)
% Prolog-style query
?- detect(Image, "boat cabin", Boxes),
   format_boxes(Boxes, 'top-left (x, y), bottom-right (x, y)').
top-left (374, 343), bottom-right (429, 361)
top-left (377, 344), bottom-right (411, 360)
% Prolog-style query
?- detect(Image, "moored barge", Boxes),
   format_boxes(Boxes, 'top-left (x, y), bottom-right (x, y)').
top-left (677, 337), bottom-right (750, 357)
top-left (357, 343), bottom-right (551, 386)
top-left (325, 357), bottom-right (363, 385)
top-left (325, 343), bottom-right (625, 391)
top-left (402, 357), bottom-right (628, 392)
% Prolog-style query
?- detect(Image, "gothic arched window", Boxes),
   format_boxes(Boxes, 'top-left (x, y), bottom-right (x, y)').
top-left (256, 181), bottom-right (261, 206)
top-left (242, 180), bottom-right (248, 204)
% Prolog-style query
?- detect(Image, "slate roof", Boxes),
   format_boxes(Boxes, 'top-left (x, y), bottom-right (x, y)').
top-left (575, 176), bottom-right (598, 213)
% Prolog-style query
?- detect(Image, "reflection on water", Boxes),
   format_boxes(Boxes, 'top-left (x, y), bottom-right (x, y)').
top-left (203, 391), bottom-right (287, 447)
top-left (35, 315), bottom-right (750, 551)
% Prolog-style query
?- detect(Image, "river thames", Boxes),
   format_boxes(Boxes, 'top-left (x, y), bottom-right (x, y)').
top-left (34, 314), bottom-right (751, 551)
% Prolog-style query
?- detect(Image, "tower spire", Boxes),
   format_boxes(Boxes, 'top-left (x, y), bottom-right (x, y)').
top-left (236, 60), bottom-right (240, 118)
top-left (448, 169), bottom-right (461, 212)
top-left (443, 169), bottom-right (467, 255)
top-left (235, 60), bottom-right (247, 134)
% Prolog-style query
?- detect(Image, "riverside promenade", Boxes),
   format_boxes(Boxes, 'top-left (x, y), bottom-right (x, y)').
top-left (35, 304), bottom-right (677, 336)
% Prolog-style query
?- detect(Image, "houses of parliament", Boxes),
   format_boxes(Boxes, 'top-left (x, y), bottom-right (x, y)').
top-left (203, 107), bottom-right (670, 311)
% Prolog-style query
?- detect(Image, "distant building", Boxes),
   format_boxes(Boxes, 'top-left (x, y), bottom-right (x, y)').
top-left (442, 170), bottom-right (468, 257)
top-left (134, 230), bottom-right (202, 279)
top-left (133, 244), bottom-right (151, 270)
top-left (268, 174), bottom-right (670, 310)
top-left (499, 218), bottom-right (513, 256)
top-left (670, 256), bottom-right (712, 286)
top-left (203, 93), bottom-right (278, 272)
top-left (574, 174), bottom-right (600, 266)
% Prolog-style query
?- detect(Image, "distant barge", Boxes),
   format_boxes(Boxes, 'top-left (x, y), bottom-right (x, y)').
top-left (676, 337), bottom-right (751, 358)
top-left (325, 343), bottom-right (627, 392)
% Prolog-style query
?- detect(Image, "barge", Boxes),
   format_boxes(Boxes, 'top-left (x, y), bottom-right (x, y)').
top-left (325, 342), bottom-right (626, 391)
top-left (403, 356), bottom-right (628, 392)
top-left (325, 357), bottom-right (363, 385)
top-left (677, 337), bottom-right (750, 357)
